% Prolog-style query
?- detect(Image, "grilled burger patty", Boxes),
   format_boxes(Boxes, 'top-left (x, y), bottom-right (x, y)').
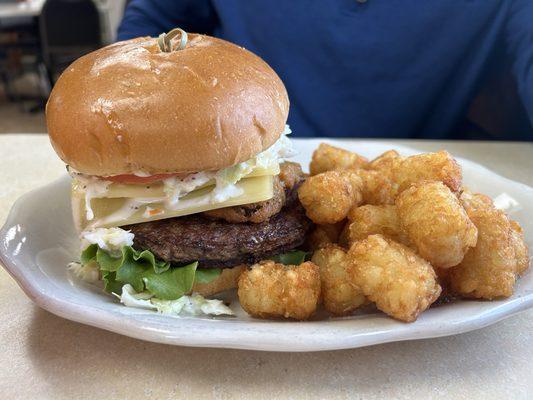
top-left (127, 199), bottom-right (312, 268)
top-left (126, 162), bottom-right (310, 268)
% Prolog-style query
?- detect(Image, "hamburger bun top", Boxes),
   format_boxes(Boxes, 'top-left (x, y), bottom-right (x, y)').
top-left (46, 33), bottom-right (289, 176)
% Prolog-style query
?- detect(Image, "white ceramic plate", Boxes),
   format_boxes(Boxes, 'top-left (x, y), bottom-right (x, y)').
top-left (1, 139), bottom-right (532, 352)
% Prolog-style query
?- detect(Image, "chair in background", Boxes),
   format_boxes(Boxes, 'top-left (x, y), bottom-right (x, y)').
top-left (39, 0), bottom-right (102, 84)
top-left (0, 16), bottom-right (48, 107)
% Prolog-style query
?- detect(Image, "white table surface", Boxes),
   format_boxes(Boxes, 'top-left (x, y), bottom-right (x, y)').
top-left (0, 134), bottom-right (532, 400)
top-left (0, 0), bottom-right (44, 19)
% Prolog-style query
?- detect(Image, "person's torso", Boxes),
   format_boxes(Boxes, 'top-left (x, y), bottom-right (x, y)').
top-left (210, 0), bottom-right (509, 139)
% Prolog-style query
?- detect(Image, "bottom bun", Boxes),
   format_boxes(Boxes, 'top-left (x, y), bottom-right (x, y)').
top-left (192, 265), bottom-right (245, 297)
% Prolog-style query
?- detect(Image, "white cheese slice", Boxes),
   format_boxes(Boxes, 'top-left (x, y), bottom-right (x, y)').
top-left (72, 175), bottom-right (274, 230)
top-left (73, 164), bottom-right (280, 200)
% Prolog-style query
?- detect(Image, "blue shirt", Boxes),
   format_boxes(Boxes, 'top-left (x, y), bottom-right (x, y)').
top-left (118, 0), bottom-right (533, 140)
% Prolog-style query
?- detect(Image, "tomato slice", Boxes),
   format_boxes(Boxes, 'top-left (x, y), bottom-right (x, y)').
top-left (102, 173), bottom-right (179, 185)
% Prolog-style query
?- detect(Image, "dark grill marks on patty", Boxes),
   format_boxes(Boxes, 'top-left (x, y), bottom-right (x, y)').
top-left (126, 198), bottom-right (312, 269)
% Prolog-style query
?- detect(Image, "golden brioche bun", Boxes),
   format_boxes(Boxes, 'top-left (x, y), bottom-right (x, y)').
top-left (192, 265), bottom-right (245, 296)
top-left (46, 34), bottom-right (289, 176)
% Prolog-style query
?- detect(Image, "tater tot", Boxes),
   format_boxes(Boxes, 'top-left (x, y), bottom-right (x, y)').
top-left (340, 170), bottom-right (364, 206)
top-left (306, 221), bottom-right (346, 251)
top-left (355, 169), bottom-right (396, 205)
top-left (341, 205), bottom-right (410, 247)
top-left (238, 261), bottom-right (321, 320)
top-left (310, 143), bottom-right (368, 175)
top-left (449, 193), bottom-right (529, 299)
top-left (510, 220), bottom-right (530, 276)
top-left (449, 200), bottom-right (517, 299)
top-left (396, 181), bottom-right (477, 269)
top-left (348, 235), bottom-right (441, 322)
top-left (311, 245), bottom-right (366, 315)
top-left (298, 171), bottom-right (362, 224)
top-left (392, 150), bottom-right (462, 193)
top-left (459, 188), bottom-right (492, 210)
top-left (367, 150), bottom-right (402, 171)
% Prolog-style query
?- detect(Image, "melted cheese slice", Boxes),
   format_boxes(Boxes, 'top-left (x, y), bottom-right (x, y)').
top-left (72, 175), bottom-right (274, 230)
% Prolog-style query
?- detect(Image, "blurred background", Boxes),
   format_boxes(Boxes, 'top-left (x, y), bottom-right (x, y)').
top-left (0, 0), bottom-right (125, 133)
top-left (0, 0), bottom-right (532, 140)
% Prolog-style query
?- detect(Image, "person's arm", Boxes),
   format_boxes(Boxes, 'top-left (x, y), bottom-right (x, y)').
top-left (505, 0), bottom-right (533, 128)
top-left (117, 0), bottom-right (218, 41)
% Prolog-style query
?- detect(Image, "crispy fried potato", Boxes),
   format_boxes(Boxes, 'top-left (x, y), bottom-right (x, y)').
top-left (311, 245), bottom-right (366, 315)
top-left (306, 221), bottom-right (346, 251)
top-left (361, 151), bottom-right (461, 202)
top-left (341, 205), bottom-right (409, 247)
top-left (367, 150), bottom-right (402, 171)
top-left (355, 169), bottom-right (396, 205)
top-left (298, 171), bottom-right (362, 224)
top-left (510, 220), bottom-right (529, 275)
top-left (396, 181), bottom-right (477, 268)
top-left (392, 150), bottom-right (462, 193)
top-left (238, 260), bottom-right (321, 320)
top-left (348, 234), bottom-right (441, 322)
top-left (340, 170), bottom-right (364, 205)
top-left (449, 193), bottom-right (517, 299)
top-left (459, 188), bottom-right (492, 210)
top-left (310, 143), bottom-right (368, 175)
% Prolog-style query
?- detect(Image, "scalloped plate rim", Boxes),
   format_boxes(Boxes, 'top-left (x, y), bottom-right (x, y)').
top-left (1, 139), bottom-right (532, 352)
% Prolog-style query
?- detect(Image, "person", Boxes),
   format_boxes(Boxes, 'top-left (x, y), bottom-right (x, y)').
top-left (118, 1), bottom-right (533, 140)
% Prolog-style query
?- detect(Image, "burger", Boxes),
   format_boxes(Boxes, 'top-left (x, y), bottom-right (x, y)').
top-left (46, 29), bottom-right (311, 314)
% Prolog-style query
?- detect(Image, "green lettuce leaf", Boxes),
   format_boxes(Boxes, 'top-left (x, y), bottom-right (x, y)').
top-left (81, 244), bottom-right (97, 264)
top-left (115, 251), bottom-right (146, 292)
top-left (195, 268), bottom-right (222, 284)
top-left (271, 250), bottom-right (310, 265)
top-left (96, 247), bottom-right (125, 272)
top-left (101, 270), bottom-right (123, 295)
top-left (143, 262), bottom-right (197, 299)
top-left (81, 245), bottom-right (218, 300)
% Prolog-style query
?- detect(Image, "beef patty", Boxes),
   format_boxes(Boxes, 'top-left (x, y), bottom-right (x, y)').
top-left (126, 198), bottom-right (312, 269)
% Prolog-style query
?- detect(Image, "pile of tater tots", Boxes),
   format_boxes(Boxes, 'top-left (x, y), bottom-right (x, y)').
top-left (237, 143), bottom-right (529, 322)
